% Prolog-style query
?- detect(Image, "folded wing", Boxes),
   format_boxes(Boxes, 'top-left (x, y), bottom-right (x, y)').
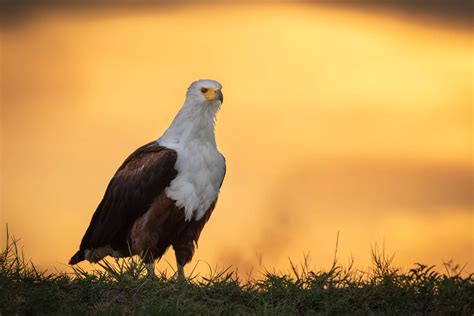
top-left (69, 141), bottom-right (177, 264)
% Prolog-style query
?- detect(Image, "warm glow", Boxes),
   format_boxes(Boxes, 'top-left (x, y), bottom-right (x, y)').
top-left (1, 3), bottom-right (472, 276)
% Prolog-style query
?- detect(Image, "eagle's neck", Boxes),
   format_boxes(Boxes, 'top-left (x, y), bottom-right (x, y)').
top-left (158, 100), bottom-right (219, 148)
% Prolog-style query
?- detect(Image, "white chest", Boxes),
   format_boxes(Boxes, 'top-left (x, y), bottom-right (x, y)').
top-left (162, 141), bottom-right (225, 221)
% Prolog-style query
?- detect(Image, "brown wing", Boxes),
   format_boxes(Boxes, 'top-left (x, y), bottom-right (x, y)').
top-left (69, 141), bottom-right (177, 264)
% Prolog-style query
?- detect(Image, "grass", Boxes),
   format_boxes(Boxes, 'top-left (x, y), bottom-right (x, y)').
top-left (0, 231), bottom-right (472, 315)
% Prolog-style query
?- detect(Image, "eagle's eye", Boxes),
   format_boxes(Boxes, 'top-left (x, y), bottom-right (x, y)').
top-left (200, 87), bottom-right (208, 94)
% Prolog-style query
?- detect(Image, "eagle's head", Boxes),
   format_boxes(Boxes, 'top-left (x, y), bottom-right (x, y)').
top-left (158, 79), bottom-right (224, 145)
top-left (186, 79), bottom-right (223, 110)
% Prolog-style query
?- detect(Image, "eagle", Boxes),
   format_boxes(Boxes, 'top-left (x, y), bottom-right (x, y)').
top-left (69, 79), bottom-right (226, 279)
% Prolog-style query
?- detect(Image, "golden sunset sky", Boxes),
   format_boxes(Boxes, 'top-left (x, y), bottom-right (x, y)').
top-left (1, 2), bottom-right (472, 276)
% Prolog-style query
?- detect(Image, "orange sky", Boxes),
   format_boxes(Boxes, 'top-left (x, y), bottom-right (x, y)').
top-left (1, 3), bottom-right (472, 276)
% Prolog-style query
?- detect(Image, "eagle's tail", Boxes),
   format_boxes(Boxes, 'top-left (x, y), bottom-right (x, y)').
top-left (69, 250), bottom-right (84, 265)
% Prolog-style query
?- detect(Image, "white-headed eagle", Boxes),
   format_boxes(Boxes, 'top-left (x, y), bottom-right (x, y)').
top-left (69, 79), bottom-right (226, 279)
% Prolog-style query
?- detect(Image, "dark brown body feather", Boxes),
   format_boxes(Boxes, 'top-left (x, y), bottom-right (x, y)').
top-left (69, 141), bottom-right (218, 266)
top-left (130, 192), bottom-right (215, 265)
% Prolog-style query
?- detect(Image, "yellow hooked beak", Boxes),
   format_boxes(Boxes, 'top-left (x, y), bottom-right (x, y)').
top-left (202, 88), bottom-right (224, 103)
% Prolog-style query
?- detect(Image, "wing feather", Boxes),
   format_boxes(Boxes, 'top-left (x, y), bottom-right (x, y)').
top-left (69, 141), bottom-right (177, 264)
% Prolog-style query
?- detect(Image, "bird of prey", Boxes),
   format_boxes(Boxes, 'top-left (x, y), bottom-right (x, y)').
top-left (69, 79), bottom-right (226, 279)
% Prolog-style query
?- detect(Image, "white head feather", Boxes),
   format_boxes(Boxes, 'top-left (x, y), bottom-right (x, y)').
top-left (159, 79), bottom-right (223, 147)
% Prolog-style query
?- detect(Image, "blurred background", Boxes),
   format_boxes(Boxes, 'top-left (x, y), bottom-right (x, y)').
top-left (1, 0), bottom-right (472, 276)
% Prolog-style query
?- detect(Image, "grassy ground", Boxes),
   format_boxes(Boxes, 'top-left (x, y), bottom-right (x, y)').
top-left (1, 233), bottom-right (472, 315)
